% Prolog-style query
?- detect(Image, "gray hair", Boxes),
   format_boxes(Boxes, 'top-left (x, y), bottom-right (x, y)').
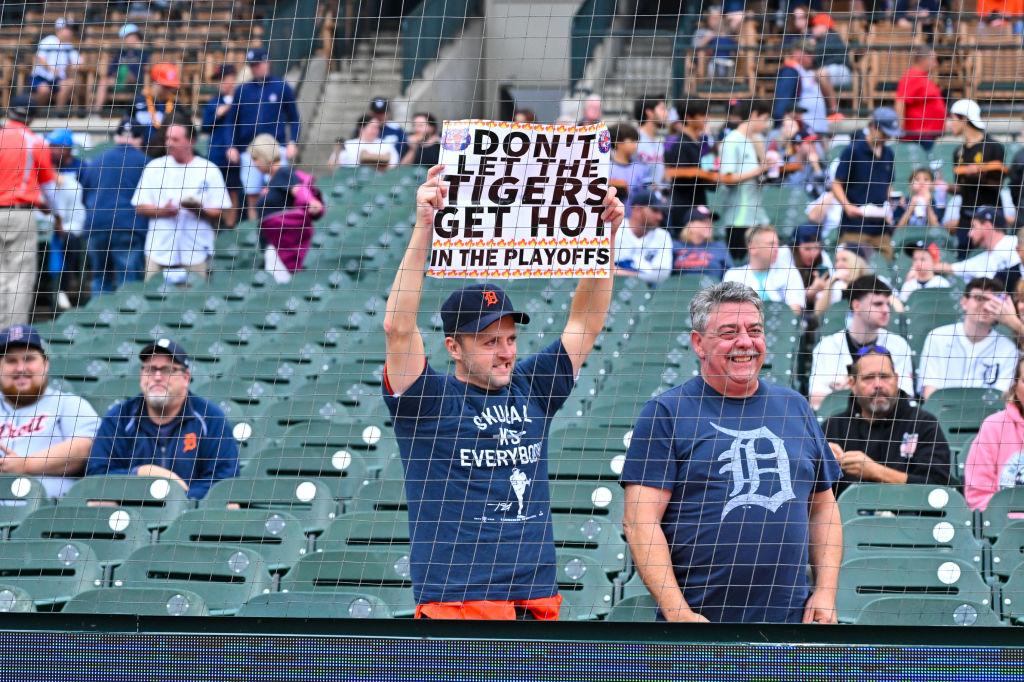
top-left (690, 281), bottom-right (764, 333)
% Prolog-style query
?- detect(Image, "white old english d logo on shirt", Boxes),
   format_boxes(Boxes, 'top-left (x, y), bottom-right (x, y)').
top-left (713, 423), bottom-right (795, 520)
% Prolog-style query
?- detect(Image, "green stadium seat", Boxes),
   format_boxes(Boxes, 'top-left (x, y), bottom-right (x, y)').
top-left (199, 477), bottom-right (337, 536)
top-left (854, 596), bottom-right (1004, 626)
top-left (606, 592), bottom-right (658, 622)
top-left (837, 484), bottom-right (974, 531)
top-left (836, 556), bottom-right (992, 623)
top-left (925, 387), bottom-right (1003, 466)
top-left (318, 510), bottom-right (410, 551)
top-left (549, 480), bottom-right (624, 522)
top-left (0, 540), bottom-right (102, 608)
top-left (1001, 564), bottom-right (1024, 624)
top-left (0, 585), bottom-right (36, 613)
top-left (113, 544), bottom-right (272, 616)
top-left (989, 522), bottom-right (1024, 579)
top-left (61, 587), bottom-right (210, 616)
top-left (11, 505), bottom-right (150, 571)
top-left (548, 423), bottom-right (630, 482)
top-left (249, 444), bottom-right (372, 502)
top-left (903, 288), bottom-right (962, 355)
top-left (0, 474), bottom-right (52, 539)
top-left (349, 479), bottom-right (407, 514)
top-left (60, 476), bottom-right (192, 532)
top-left (814, 390), bottom-right (851, 423)
top-left (281, 547), bottom-right (417, 617)
top-left (270, 420), bottom-right (397, 474)
top-left (816, 301), bottom-right (850, 337)
top-left (160, 509), bottom-right (308, 573)
top-left (980, 488), bottom-right (1024, 539)
top-left (555, 551), bottom-right (615, 620)
top-left (236, 591), bottom-right (392, 619)
top-left (553, 514), bottom-right (628, 578)
top-left (841, 515), bottom-right (983, 572)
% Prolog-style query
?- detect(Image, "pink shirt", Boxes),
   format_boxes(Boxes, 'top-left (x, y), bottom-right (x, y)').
top-left (965, 404), bottom-right (1024, 511)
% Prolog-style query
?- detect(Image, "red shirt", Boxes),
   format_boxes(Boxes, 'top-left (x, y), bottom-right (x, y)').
top-left (896, 67), bottom-right (946, 137)
top-left (0, 121), bottom-right (56, 208)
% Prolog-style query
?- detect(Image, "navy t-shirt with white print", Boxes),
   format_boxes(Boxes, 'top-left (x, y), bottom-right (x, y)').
top-left (383, 340), bottom-right (575, 604)
top-left (619, 376), bottom-right (841, 623)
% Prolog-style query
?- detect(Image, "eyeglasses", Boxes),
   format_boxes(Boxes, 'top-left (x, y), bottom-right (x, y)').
top-left (855, 345), bottom-right (891, 357)
top-left (140, 365), bottom-right (186, 377)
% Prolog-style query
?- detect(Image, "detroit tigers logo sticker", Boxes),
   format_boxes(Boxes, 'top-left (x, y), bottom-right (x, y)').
top-left (597, 129), bottom-right (611, 153)
top-left (442, 127), bottom-right (471, 152)
top-left (713, 423), bottom-right (795, 520)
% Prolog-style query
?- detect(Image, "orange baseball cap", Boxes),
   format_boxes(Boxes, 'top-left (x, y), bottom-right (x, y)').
top-left (811, 13), bottom-right (835, 29)
top-left (151, 63), bottom-right (180, 88)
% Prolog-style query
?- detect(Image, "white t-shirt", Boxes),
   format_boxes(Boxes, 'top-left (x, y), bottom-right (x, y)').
top-left (810, 328), bottom-right (915, 399)
top-left (33, 34), bottom-right (81, 81)
top-left (898, 275), bottom-right (952, 302)
top-left (0, 387), bottom-right (100, 498)
top-left (634, 128), bottom-right (665, 188)
top-left (614, 225), bottom-right (674, 284)
top-left (918, 322), bottom-right (1019, 394)
top-left (337, 138), bottom-right (399, 169)
top-left (951, 235), bottom-right (1021, 283)
top-left (132, 155), bottom-right (231, 267)
top-left (723, 263), bottom-right (806, 309)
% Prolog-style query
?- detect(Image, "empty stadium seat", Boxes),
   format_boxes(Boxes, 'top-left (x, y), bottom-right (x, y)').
top-left (837, 484), bottom-right (974, 530)
top-left (236, 591), bottom-right (392, 619)
top-left (11, 505), bottom-right (149, 572)
top-left (318, 510), bottom-right (409, 552)
top-left (989, 522), bottom-right (1024, 579)
top-left (62, 587), bottom-right (210, 616)
top-left (250, 442), bottom-right (373, 502)
top-left (60, 476), bottom-right (192, 532)
top-left (605, 592), bottom-right (659, 622)
top-left (0, 585), bottom-right (35, 613)
top-left (1001, 564), bottom-right (1024, 624)
top-left (980, 488), bottom-right (1024, 539)
top-left (854, 596), bottom-right (1004, 626)
top-left (0, 474), bottom-right (52, 539)
top-left (842, 515), bottom-right (984, 571)
top-left (200, 477), bottom-right (337, 536)
top-left (554, 551), bottom-right (615, 620)
top-left (0, 540), bottom-right (102, 609)
top-left (113, 544), bottom-right (272, 616)
top-left (281, 547), bottom-right (416, 617)
top-left (160, 509), bottom-right (307, 573)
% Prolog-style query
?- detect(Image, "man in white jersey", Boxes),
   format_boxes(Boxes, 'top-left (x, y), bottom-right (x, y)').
top-left (723, 226), bottom-right (805, 314)
top-left (0, 325), bottom-right (99, 497)
top-left (918, 277), bottom-right (1019, 399)
top-left (934, 206), bottom-right (1020, 283)
top-left (133, 122), bottom-right (231, 282)
top-left (632, 95), bottom-right (668, 188)
top-left (614, 188), bottom-right (674, 285)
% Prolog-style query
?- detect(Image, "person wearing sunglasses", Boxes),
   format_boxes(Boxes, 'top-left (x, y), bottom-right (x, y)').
top-left (823, 346), bottom-right (951, 497)
top-left (86, 338), bottom-right (238, 499)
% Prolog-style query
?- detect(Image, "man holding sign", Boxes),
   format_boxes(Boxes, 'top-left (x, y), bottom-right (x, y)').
top-left (383, 164), bottom-right (623, 620)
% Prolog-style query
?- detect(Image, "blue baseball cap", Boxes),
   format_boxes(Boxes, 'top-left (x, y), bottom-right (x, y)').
top-left (0, 325), bottom-right (46, 356)
top-left (140, 338), bottom-right (191, 369)
top-left (441, 284), bottom-right (531, 336)
top-left (681, 205), bottom-right (713, 225)
top-left (631, 187), bottom-right (670, 211)
top-left (46, 128), bottom-right (75, 147)
top-left (119, 23), bottom-right (139, 39)
top-left (973, 205), bottom-right (998, 225)
top-left (246, 47), bottom-right (268, 63)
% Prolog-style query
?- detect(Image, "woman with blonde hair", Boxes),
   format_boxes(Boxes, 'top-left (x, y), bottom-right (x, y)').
top-left (965, 356), bottom-right (1024, 511)
top-left (248, 133), bottom-right (323, 282)
top-left (813, 242), bottom-right (872, 318)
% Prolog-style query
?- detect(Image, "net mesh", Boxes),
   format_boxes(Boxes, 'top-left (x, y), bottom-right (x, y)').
top-left (0, 0), bottom-right (1019, 625)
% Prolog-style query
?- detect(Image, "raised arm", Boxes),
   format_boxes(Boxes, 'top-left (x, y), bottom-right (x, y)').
top-left (561, 187), bottom-right (624, 375)
top-left (383, 165), bottom-right (448, 395)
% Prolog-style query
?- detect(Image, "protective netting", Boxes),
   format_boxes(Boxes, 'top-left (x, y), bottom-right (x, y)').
top-left (0, 0), bottom-right (1021, 626)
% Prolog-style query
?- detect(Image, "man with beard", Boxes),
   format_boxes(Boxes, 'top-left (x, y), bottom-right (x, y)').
top-left (0, 325), bottom-right (99, 498)
top-left (87, 338), bottom-right (238, 499)
top-left (824, 347), bottom-right (951, 497)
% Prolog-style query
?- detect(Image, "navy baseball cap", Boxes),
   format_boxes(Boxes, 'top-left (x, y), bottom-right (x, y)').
top-left (370, 98), bottom-right (389, 114)
top-left (681, 205), bottom-right (713, 225)
top-left (246, 47), bottom-right (268, 63)
top-left (0, 325), bottom-right (46, 356)
top-left (631, 187), bottom-right (669, 211)
top-left (140, 338), bottom-right (191, 369)
top-left (973, 205), bottom-right (997, 224)
top-left (792, 222), bottom-right (823, 245)
top-left (441, 284), bottom-right (531, 336)
top-left (7, 94), bottom-right (36, 123)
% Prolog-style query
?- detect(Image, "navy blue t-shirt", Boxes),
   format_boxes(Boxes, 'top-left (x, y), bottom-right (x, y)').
top-left (619, 377), bottom-right (841, 623)
top-left (383, 340), bottom-right (575, 604)
top-left (672, 240), bottom-right (733, 280)
top-left (833, 130), bottom-right (894, 236)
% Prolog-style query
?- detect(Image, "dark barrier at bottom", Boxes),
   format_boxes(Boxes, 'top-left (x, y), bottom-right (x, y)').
top-left (0, 618), bottom-right (1022, 681)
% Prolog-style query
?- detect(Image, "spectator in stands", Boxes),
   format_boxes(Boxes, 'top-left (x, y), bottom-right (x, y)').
top-left (776, 223), bottom-right (833, 312)
top-left (993, 227), bottom-right (1024, 293)
top-left (950, 99), bottom-right (1005, 257)
top-left (513, 108), bottom-right (536, 124)
top-left (621, 281), bottom-right (842, 623)
top-left (578, 94), bottom-right (603, 126)
top-left (723, 225), bottom-right (805, 314)
top-left (368, 97), bottom-right (407, 158)
top-left (87, 339), bottom-right (238, 500)
top-left (223, 48), bottom-right (301, 220)
top-left (607, 122), bottom-right (642, 215)
top-left (693, 5), bottom-right (726, 50)
top-left (44, 128), bottom-right (87, 310)
top-left (1007, 146), bottom-right (1024, 228)
top-left (965, 356), bottom-right (1024, 510)
top-left (664, 99), bottom-right (718, 228)
top-left (335, 114), bottom-right (400, 170)
top-left (823, 347), bottom-right (951, 496)
top-left (93, 23), bottom-right (149, 116)
top-left (132, 122), bottom-right (230, 283)
top-left (697, 9), bottom-right (744, 79)
top-left (894, 0), bottom-right (941, 33)
top-left (718, 99), bottom-right (773, 260)
top-left (831, 107), bottom-right (900, 259)
top-left (0, 325), bottom-right (99, 498)
top-left (248, 134), bottom-right (323, 283)
top-left (899, 240), bottom-right (951, 302)
top-left (0, 95), bottom-right (56, 328)
top-left (894, 168), bottom-right (942, 228)
top-left (32, 18), bottom-right (81, 110)
top-left (895, 47), bottom-right (946, 152)
top-left (79, 119), bottom-right (149, 295)
top-left (809, 274), bottom-right (915, 409)
top-left (201, 64), bottom-right (241, 228)
top-left (773, 40), bottom-right (831, 137)
top-left (129, 62), bottom-right (180, 150)
top-left (809, 14), bottom-right (851, 119)
top-left (813, 242), bottom-right (874, 317)
top-left (633, 95), bottom-right (669, 188)
top-left (382, 166), bottom-right (624, 620)
top-left (933, 206), bottom-right (1020, 283)
top-left (766, 109), bottom-right (825, 188)
top-left (918, 277), bottom-right (1019, 399)
top-left (401, 112), bottom-right (441, 166)
top-left (715, 98), bottom-right (746, 146)
top-left (672, 205), bottom-right (732, 281)
top-left (614, 188), bottom-right (674, 285)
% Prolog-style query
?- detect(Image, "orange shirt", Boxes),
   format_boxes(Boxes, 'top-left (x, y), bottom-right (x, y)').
top-left (0, 121), bottom-right (56, 208)
top-left (977, 0), bottom-right (1024, 16)
top-left (415, 595), bottom-right (562, 620)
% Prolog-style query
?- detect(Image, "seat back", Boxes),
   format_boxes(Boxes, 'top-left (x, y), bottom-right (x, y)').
top-left (281, 548), bottom-right (416, 617)
top-left (981, 488), bottom-right (1024, 539)
top-left (237, 591), bottom-right (392, 619)
top-left (60, 476), bottom-right (191, 530)
top-left (12, 505), bottom-right (149, 568)
top-left (199, 477), bottom-right (337, 535)
top-left (854, 596), bottom-right (1004, 626)
top-left (0, 584), bottom-right (35, 613)
top-left (250, 444), bottom-right (371, 501)
top-left (838, 484), bottom-right (973, 529)
top-left (842, 515), bottom-right (983, 571)
top-left (554, 551), bottom-right (615, 620)
top-left (0, 474), bottom-right (52, 535)
top-left (0, 539), bottom-right (102, 607)
top-left (160, 509), bottom-right (307, 572)
top-left (61, 587), bottom-right (210, 616)
top-left (606, 593), bottom-right (658, 622)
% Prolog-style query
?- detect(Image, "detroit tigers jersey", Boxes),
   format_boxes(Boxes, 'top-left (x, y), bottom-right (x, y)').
top-left (918, 322), bottom-right (1018, 394)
